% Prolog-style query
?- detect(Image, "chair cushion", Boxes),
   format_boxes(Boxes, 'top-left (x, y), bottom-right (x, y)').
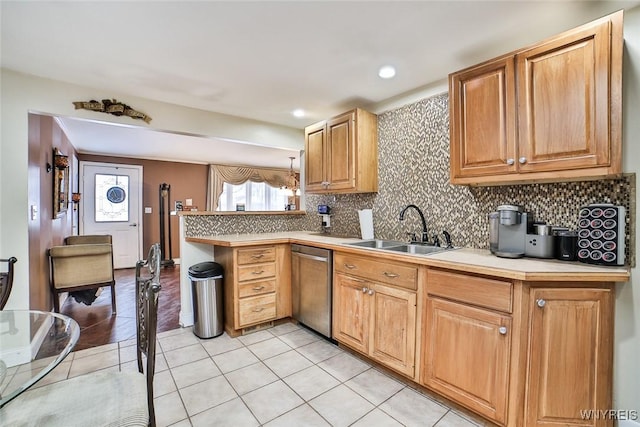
top-left (0, 370), bottom-right (148, 427)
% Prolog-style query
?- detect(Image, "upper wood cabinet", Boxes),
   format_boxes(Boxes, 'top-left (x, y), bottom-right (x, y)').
top-left (304, 108), bottom-right (378, 194)
top-left (450, 10), bottom-right (623, 185)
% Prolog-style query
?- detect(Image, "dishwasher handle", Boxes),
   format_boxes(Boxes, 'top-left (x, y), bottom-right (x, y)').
top-left (292, 252), bottom-right (328, 263)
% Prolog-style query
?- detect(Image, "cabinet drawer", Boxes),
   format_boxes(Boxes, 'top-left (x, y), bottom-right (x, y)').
top-left (239, 294), bottom-right (276, 325)
top-left (238, 279), bottom-right (276, 298)
top-left (237, 262), bottom-right (276, 282)
top-left (237, 247), bottom-right (276, 265)
top-left (427, 269), bottom-right (512, 313)
top-left (335, 253), bottom-right (417, 290)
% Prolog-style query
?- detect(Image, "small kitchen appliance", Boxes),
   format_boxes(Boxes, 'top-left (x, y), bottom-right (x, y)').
top-left (489, 205), bottom-right (531, 258)
top-left (577, 204), bottom-right (626, 266)
top-left (525, 223), bottom-right (555, 259)
top-left (555, 230), bottom-right (578, 261)
top-left (318, 205), bottom-right (332, 232)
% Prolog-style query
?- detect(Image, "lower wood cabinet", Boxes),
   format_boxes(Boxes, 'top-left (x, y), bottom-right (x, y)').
top-left (333, 255), bottom-right (417, 378)
top-left (422, 269), bottom-right (512, 425)
top-left (524, 287), bottom-right (614, 427)
top-left (215, 244), bottom-right (291, 336)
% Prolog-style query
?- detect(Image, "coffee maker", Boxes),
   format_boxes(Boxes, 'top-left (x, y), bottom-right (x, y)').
top-left (489, 205), bottom-right (531, 258)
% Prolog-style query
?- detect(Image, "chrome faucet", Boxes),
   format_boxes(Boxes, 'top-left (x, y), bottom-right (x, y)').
top-left (399, 204), bottom-right (429, 244)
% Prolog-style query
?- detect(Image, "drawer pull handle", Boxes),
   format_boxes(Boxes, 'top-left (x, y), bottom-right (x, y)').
top-left (252, 286), bottom-right (265, 291)
top-left (498, 326), bottom-right (508, 335)
top-left (383, 272), bottom-right (399, 278)
top-left (251, 254), bottom-right (265, 259)
top-left (252, 307), bottom-right (265, 312)
top-left (344, 264), bottom-right (357, 269)
top-left (536, 299), bottom-right (546, 308)
top-left (252, 270), bottom-right (265, 275)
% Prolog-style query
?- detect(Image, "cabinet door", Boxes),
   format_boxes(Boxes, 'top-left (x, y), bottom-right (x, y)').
top-left (517, 19), bottom-right (611, 173)
top-left (449, 55), bottom-right (517, 182)
top-left (326, 111), bottom-right (355, 191)
top-left (305, 121), bottom-right (327, 192)
top-left (370, 283), bottom-right (416, 377)
top-left (526, 288), bottom-right (613, 427)
top-left (333, 273), bottom-right (370, 354)
top-left (423, 297), bottom-right (511, 424)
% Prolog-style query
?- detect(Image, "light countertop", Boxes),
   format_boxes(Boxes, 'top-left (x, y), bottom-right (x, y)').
top-left (186, 231), bottom-right (630, 282)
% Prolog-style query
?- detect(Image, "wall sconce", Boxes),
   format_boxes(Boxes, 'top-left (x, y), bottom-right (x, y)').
top-left (72, 192), bottom-right (81, 210)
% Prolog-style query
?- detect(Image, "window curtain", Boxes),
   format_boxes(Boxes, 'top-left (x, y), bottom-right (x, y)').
top-left (206, 164), bottom-right (291, 211)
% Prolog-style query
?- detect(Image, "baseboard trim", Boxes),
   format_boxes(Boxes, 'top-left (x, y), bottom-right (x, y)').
top-left (179, 309), bottom-right (194, 327)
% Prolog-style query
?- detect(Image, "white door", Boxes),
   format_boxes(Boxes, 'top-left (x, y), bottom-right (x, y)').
top-left (80, 162), bottom-right (143, 269)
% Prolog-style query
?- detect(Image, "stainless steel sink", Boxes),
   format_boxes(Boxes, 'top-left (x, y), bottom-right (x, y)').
top-left (345, 239), bottom-right (405, 249)
top-left (382, 244), bottom-right (446, 255)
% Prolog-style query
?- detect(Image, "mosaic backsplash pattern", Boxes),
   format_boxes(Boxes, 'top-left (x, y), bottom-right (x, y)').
top-left (185, 92), bottom-right (635, 265)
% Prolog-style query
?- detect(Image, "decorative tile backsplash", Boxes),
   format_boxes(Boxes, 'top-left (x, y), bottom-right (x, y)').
top-left (185, 91), bottom-right (635, 265)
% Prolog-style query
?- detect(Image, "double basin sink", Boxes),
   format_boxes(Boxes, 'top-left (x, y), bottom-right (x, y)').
top-left (344, 239), bottom-right (451, 256)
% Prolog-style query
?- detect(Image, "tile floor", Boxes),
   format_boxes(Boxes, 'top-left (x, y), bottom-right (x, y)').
top-left (10, 322), bottom-right (486, 427)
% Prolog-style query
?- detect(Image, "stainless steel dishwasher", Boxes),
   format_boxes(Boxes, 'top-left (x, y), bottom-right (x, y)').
top-left (291, 244), bottom-right (333, 338)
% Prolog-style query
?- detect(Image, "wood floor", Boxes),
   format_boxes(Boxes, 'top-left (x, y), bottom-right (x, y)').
top-left (60, 265), bottom-right (182, 352)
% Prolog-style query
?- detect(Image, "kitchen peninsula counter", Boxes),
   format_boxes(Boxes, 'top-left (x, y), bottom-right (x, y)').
top-left (186, 231), bottom-right (630, 282)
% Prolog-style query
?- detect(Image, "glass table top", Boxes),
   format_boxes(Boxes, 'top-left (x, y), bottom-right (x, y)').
top-left (0, 310), bottom-right (80, 407)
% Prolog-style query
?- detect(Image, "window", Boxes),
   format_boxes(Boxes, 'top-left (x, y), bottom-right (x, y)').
top-left (217, 181), bottom-right (290, 211)
top-left (94, 173), bottom-right (129, 222)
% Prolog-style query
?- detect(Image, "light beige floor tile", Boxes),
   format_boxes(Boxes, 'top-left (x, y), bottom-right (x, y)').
top-left (16, 355), bottom-right (57, 372)
top-left (30, 360), bottom-right (72, 388)
top-left (157, 326), bottom-right (192, 339)
top-left (379, 387), bottom-right (448, 427)
top-left (237, 329), bottom-right (274, 346)
top-left (247, 337), bottom-right (291, 360)
top-left (68, 349), bottom-right (120, 377)
top-left (154, 390), bottom-right (188, 427)
top-left (179, 375), bottom-right (237, 416)
top-left (73, 342), bottom-right (118, 359)
top-left (436, 411), bottom-right (482, 427)
top-left (171, 358), bottom-right (222, 389)
top-left (119, 337), bottom-right (138, 348)
top-left (164, 343), bottom-right (208, 368)
top-left (296, 339), bottom-right (342, 364)
top-left (264, 403), bottom-right (331, 427)
top-left (242, 380), bottom-right (304, 424)
top-left (225, 362), bottom-right (278, 395)
top-left (190, 396), bottom-right (259, 427)
top-left (212, 347), bottom-right (259, 373)
top-left (283, 365), bottom-right (340, 401)
top-left (154, 369), bottom-right (177, 397)
top-left (309, 384), bottom-right (375, 427)
top-left (263, 350), bottom-right (314, 378)
top-left (278, 328), bottom-right (320, 348)
top-left (269, 322), bottom-right (301, 336)
top-left (200, 333), bottom-right (244, 356)
top-left (119, 343), bottom-right (138, 363)
top-left (318, 351), bottom-right (370, 382)
top-left (345, 368), bottom-right (404, 405)
top-left (155, 352), bottom-right (169, 372)
top-left (167, 419), bottom-right (192, 427)
top-left (159, 331), bottom-right (201, 352)
top-left (351, 408), bottom-right (404, 427)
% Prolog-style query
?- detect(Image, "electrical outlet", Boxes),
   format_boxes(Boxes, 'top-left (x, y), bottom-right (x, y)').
top-left (145, 207), bottom-right (152, 214)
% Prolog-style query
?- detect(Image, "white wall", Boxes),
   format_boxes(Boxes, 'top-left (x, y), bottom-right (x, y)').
top-left (0, 69), bottom-right (302, 310)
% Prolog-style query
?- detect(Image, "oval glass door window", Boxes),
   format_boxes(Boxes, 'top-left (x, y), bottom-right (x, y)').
top-left (106, 186), bottom-right (126, 203)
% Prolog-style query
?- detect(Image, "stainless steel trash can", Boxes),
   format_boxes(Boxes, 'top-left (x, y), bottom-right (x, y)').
top-left (188, 261), bottom-right (224, 339)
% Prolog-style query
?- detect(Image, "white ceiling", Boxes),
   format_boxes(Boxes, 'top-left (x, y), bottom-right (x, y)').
top-left (2, 1), bottom-right (639, 168)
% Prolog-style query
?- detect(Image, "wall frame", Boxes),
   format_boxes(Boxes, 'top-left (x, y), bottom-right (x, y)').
top-left (53, 148), bottom-right (69, 218)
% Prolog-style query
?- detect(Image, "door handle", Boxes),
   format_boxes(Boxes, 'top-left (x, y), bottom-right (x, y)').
top-left (129, 223), bottom-right (138, 227)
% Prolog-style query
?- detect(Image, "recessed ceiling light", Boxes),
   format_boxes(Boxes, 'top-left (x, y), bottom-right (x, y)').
top-left (292, 109), bottom-right (305, 118)
top-left (378, 65), bottom-right (396, 79)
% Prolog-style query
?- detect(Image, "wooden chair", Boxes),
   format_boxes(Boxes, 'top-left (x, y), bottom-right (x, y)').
top-left (0, 244), bottom-right (161, 427)
top-left (49, 235), bottom-right (116, 314)
top-left (0, 257), bottom-right (17, 309)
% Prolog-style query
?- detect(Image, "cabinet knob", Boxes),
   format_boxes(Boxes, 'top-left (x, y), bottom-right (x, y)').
top-left (536, 299), bottom-right (546, 308)
top-left (506, 158), bottom-right (515, 165)
top-left (362, 287), bottom-right (368, 293)
top-left (368, 289), bottom-right (375, 295)
top-left (498, 326), bottom-right (508, 335)
top-left (519, 157), bottom-right (527, 164)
